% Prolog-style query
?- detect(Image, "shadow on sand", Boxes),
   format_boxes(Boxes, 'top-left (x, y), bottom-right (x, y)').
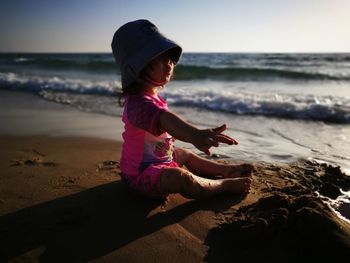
top-left (0, 181), bottom-right (241, 262)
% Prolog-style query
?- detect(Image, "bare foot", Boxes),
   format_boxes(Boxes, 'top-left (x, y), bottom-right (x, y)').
top-left (223, 177), bottom-right (252, 195)
top-left (222, 163), bottom-right (254, 178)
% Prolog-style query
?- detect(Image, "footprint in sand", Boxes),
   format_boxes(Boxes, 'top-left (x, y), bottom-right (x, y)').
top-left (10, 149), bottom-right (57, 167)
top-left (10, 157), bottom-right (57, 167)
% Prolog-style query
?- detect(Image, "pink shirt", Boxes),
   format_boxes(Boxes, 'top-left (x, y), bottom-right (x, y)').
top-left (120, 92), bottom-right (175, 176)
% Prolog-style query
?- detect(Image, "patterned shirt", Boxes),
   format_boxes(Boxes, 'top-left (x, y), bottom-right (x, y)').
top-left (120, 91), bottom-right (175, 176)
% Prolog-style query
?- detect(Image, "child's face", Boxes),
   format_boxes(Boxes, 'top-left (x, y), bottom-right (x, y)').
top-left (142, 52), bottom-right (175, 86)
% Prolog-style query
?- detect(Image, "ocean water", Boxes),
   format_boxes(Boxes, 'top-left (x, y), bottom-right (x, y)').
top-left (1, 52), bottom-right (350, 168)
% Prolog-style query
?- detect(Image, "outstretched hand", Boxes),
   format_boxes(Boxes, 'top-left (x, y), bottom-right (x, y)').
top-left (193, 124), bottom-right (238, 155)
top-left (159, 112), bottom-right (238, 155)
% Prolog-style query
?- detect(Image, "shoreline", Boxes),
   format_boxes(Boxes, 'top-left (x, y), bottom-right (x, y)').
top-left (2, 88), bottom-right (350, 174)
top-left (0, 89), bottom-right (123, 140)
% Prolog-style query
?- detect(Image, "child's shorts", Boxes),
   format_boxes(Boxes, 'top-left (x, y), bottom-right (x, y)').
top-left (121, 160), bottom-right (179, 197)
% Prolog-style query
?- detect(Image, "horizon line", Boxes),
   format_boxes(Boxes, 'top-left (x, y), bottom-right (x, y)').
top-left (1, 51), bottom-right (350, 54)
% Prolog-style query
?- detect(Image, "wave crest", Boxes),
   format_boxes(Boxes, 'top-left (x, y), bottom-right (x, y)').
top-left (1, 72), bottom-right (349, 124)
top-left (164, 91), bottom-right (350, 124)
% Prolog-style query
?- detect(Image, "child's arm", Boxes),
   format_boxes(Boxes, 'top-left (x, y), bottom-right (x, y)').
top-left (159, 111), bottom-right (238, 155)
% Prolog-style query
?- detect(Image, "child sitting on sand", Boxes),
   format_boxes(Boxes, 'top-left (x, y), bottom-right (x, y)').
top-left (111, 19), bottom-right (252, 199)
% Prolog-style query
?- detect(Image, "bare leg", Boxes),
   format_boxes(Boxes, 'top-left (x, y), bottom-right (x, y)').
top-left (160, 167), bottom-right (251, 199)
top-left (175, 148), bottom-right (253, 178)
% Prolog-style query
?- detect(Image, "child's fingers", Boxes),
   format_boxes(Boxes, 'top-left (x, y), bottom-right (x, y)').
top-left (230, 137), bottom-right (239, 145)
top-left (210, 124), bottom-right (239, 144)
top-left (215, 134), bottom-right (239, 145)
top-left (211, 124), bottom-right (226, 134)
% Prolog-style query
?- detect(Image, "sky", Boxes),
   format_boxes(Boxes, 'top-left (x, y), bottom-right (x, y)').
top-left (0, 0), bottom-right (349, 53)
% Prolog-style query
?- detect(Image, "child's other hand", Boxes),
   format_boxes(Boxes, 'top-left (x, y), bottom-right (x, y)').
top-left (193, 124), bottom-right (238, 155)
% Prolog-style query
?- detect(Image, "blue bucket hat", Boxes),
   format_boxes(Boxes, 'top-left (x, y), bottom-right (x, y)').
top-left (111, 19), bottom-right (182, 89)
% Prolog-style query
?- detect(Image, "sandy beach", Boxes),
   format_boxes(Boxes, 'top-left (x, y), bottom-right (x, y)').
top-left (1, 91), bottom-right (350, 262)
